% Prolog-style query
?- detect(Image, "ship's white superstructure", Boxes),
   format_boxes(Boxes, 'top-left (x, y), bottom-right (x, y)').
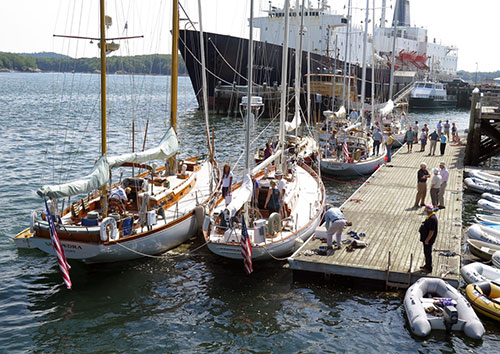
top-left (252, 0), bottom-right (457, 75)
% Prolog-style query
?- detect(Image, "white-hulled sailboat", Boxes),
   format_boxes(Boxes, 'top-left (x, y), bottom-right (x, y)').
top-left (203, 0), bottom-right (325, 262)
top-left (13, 0), bottom-right (218, 264)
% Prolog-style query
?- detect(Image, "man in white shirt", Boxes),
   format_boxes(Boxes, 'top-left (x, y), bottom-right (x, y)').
top-left (430, 168), bottom-right (442, 208)
top-left (438, 162), bottom-right (449, 209)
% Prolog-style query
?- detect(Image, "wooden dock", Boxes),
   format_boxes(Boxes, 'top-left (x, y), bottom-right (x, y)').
top-left (289, 140), bottom-right (465, 288)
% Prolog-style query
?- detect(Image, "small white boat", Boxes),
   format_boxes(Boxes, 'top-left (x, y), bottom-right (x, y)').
top-left (467, 224), bottom-right (500, 246)
top-left (469, 170), bottom-right (500, 183)
top-left (467, 239), bottom-right (500, 261)
top-left (461, 262), bottom-right (500, 284)
top-left (404, 277), bottom-right (484, 339)
top-left (320, 153), bottom-right (385, 176)
top-left (481, 192), bottom-right (500, 204)
top-left (478, 198), bottom-right (500, 212)
top-left (464, 177), bottom-right (500, 195)
top-left (493, 251), bottom-right (500, 268)
top-left (476, 213), bottom-right (500, 224)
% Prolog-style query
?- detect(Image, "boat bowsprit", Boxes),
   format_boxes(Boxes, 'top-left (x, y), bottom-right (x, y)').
top-left (404, 277), bottom-right (484, 339)
top-left (464, 177), bottom-right (500, 195)
top-left (461, 262), bottom-right (500, 284)
top-left (466, 224), bottom-right (500, 246)
top-left (466, 281), bottom-right (500, 322)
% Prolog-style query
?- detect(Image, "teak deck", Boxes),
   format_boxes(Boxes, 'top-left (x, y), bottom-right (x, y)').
top-left (289, 140), bottom-right (465, 288)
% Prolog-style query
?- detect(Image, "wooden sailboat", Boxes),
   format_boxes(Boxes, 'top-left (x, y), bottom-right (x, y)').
top-left (203, 0), bottom-right (325, 262)
top-left (13, 0), bottom-right (217, 264)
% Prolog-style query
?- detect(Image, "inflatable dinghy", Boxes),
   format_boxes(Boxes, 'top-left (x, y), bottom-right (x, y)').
top-left (461, 262), bottom-right (500, 284)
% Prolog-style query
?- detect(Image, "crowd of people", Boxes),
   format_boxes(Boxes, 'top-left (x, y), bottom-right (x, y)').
top-left (406, 119), bottom-right (459, 156)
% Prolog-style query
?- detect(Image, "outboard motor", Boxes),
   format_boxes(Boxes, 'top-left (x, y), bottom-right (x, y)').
top-left (443, 305), bottom-right (458, 332)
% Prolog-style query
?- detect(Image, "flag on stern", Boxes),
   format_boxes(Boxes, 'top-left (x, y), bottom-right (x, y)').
top-left (343, 136), bottom-right (350, 161)
top-left (44, 200), bottom-right (72, 289)
top-left (241, 214), bottom-right (253, 275)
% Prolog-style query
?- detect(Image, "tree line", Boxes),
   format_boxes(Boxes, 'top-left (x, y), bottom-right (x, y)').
top-left (0, 52), bottom-right (187, 75)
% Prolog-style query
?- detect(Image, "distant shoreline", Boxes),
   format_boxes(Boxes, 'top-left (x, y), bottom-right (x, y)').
top-left (0, 68), bottom-right (189, 77)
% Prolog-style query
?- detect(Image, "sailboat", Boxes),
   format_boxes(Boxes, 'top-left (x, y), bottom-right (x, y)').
top-left (13, 0), bottom-right (217, 264)
top-left (203, 0), bottom-right (325, 262)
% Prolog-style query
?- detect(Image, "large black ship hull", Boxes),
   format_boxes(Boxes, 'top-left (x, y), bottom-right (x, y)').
top-left (178, 29), bottom-right (391, 110)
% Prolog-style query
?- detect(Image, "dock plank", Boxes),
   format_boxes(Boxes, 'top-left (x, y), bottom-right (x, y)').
top-left (289, 141), bottom-right (465, 288)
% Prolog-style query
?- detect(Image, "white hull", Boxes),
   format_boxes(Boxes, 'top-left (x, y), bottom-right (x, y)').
top-left (470, 170), bottom-right (500, 183)
top-left (15, 160), bottom-right (215, 263)
top-left (321, 153), bottom-right (385, 176)
top-left (478, 198), bottom-right (500, 212)
top-left (461, 262), bottom-right (500, 284)
top-left (464, 177), bottom-right (500, 195)
top-left (206, 164), bottom-right (325, 261)
top-left (466, 223), bottom-right (500, 246)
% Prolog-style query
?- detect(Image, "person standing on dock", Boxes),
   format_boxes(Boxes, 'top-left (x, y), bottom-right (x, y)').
top-left (415, 163), bottom-right (430, 207)
top-left (440, 132), bottom-right (447, 155)
top-left (419, 205), bottom-right (438, 274)
top-left (323, 206), bottom-right (352, 250)
top-left (430, 168), bottom-right (442, 208)
top-left (413, 121), bottom-right (419, 143)
top-left (437, 120), bottom-right (442, 134)
top-left (405, 126), bottom-right (415, 153)
top-left (419, 129), bottom-right (427, 152)
top-left (444, 120), bottom-right (451, 140)
top-left (386, 132), bottom-right (394, 163)
top-left (438, 162), bottom-right (449, 209)
top-left (428, 130), bottom-right (439, 155)
top-left (451, 122), bottom-right (458, 142)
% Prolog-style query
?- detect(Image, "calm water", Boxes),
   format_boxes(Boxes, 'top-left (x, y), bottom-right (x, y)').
top-left (0, 72), bottom-right (498, 352)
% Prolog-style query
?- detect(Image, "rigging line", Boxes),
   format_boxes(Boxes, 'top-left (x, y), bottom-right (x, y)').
top-left (112, 237), bottom-right (210, 259)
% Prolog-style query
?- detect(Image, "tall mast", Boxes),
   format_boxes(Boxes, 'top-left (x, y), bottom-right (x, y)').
top-left (278, 0), bottom-right (290, 173)
top-left (99, 0), bottom-right (107, 157)
top-left (389, 0), bottom-right (399, 100)
top-left (197, 0), bottom-right (215, 164)
top-left (342, 0), bottom-right (352, 106)
top-left (170, 0), bottom-right (179, 132)
top-left (294, 0), bottom-right (305, 138)
top-left (371, 0), bottom-right (376, 122)
top-left (245, 0), bottom-right (255, 173)
top-left (360, 0), bottom-right (369, 122)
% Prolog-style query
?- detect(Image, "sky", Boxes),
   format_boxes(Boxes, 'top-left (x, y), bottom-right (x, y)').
top-left (0, 0), bottom-right (497, 72)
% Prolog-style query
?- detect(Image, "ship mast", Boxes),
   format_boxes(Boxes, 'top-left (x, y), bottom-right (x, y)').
top-left (278, 0), bottom-right (290, 174)
top-left (170, 0), bottom-right (179, 133)
top-left (99, 0), bottom-right (108, 212)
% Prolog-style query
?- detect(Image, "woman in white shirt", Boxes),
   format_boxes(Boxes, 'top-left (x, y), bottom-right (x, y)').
top-left (430, 168), bottom-right (442, 208)
top-left (221, 164), bottom-right (233, 204)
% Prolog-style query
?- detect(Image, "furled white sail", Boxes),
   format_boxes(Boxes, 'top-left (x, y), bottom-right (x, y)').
top-left (334, 105), bottom-right (346, 118)
top-left (225, 174), bottom-right (253, 218)
top-left (285, 112), bottom-right (301, 132)
top-left (379, 99), bottom-right (394, 117)
top-left (107, 127), bottom-right (178, 167)
top-left (37, 128), bottom-right (179, 199)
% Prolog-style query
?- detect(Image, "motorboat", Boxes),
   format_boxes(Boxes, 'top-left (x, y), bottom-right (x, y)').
top-left (404, 277), bottom-right (484, 339)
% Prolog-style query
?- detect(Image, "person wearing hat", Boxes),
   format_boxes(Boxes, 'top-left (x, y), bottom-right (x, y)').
top-left (438, 162), bottom-right (449, 209)
top-left (419, 205), bottom-right (438, 274)
top-left (322, 205), bottom-right (352, 250)
top-left (430, 168), bottom-right (442, 208)
top-left (415, 163), bottom-right (430, 207)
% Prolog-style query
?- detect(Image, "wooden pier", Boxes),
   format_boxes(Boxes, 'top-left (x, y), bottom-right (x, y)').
top-left (289, 140), bottom-right (465, 288)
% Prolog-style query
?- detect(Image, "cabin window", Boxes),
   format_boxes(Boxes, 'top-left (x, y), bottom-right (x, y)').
top-left (425, 84), bottom-right (433, 88)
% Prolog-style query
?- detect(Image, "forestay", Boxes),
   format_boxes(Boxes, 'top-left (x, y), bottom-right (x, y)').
top-left (37, 128), bottom-right (179, 199)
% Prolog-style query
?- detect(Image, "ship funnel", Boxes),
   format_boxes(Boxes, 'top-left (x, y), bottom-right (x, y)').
top-left (393, 0), bottom-right (411, 27)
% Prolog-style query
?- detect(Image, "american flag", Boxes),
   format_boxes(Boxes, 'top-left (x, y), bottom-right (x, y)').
top-left (45, 200), bottom-right (72, 289)
top-left (343, 137), bottom-right (350, 161)
top-left (241, 214), bottom-right (253, 275)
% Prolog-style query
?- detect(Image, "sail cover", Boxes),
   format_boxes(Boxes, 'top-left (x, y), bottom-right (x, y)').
top-left (37, 128), bottom-right (179, 199)
top-left (285, 112), bottom-right (301, 132)
top-left (225, 174), bottom-right (253, 218)
top-left (379, 99), bottom-right (394, 117)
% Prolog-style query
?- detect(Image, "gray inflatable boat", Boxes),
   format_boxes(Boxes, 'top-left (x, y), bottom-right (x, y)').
top-left (404, 278), bottom-right (484, 339)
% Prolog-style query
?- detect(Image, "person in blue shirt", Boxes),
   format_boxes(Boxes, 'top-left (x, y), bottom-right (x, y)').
top-left (437, 120), bottom-right (442, 134)
top-left (322, 206), bottom-right (352, 250)
top-left (440, 132), bottom-right (447, 155)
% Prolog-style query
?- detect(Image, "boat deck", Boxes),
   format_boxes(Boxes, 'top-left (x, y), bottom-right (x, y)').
top-left (289, 140), bottom-right (465, 288)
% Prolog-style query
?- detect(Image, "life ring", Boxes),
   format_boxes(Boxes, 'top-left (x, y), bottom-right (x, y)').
top-left (267, 212), bottom-right (281, 235)
top-left (100, 217), bottom-right (119, 242)
top-left (30, 210), bottom-right (37, 233)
